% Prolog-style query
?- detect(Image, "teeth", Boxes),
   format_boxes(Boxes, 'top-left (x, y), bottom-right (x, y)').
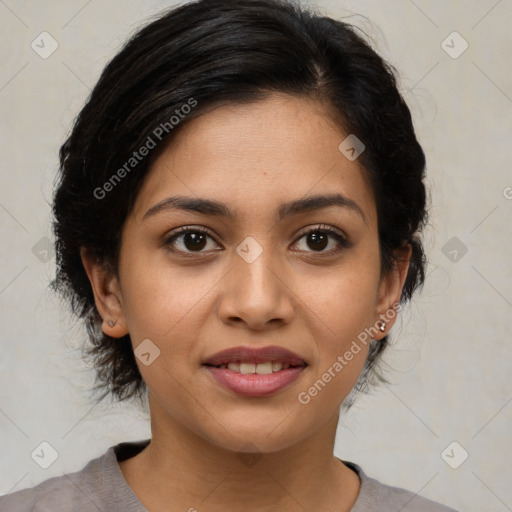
top-left (255, 362), bottom-right (273, 374)
top-left (217, 361), bottom-right (293, 374)
top-left (240, 363), bottom-right (256, 374)
top-left (272, 361), bottom-right (282, 372)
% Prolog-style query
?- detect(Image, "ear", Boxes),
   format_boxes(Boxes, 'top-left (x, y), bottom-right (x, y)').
top-left (374, 243), bottom-right (412, 339)
top-left (80, 247), bottom-right (129, 338)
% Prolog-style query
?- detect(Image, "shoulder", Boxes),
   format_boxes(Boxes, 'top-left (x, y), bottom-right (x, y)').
top-left (0, 455), bottom-right (104, 512)
top-left (344, 461), bottom-right (459, 512)
top-left (0, 440), bottom-right (149, 512)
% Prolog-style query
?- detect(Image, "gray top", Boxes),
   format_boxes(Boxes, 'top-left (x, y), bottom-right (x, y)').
top-left (0, 439), bottom-right (457, 511)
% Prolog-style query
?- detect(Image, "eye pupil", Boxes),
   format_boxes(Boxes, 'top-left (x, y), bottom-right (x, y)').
top-left (184, 232), bottom-right (207, 251)
top-left (307, 232), bottom-right (328, 251)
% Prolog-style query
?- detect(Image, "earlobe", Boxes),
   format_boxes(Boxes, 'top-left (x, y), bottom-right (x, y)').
top-left (80, 247), bottom-right (129, 338)
top-left (375, 243), bottom-right (412, 338)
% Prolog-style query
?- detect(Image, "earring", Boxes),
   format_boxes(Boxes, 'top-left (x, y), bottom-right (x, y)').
top-left (107, 320), bottom-right (116, 327)
top-left (378, 320), bottom-right (386, 332)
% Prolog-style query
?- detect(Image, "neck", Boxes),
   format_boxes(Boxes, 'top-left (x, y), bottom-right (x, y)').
top-left (119, 398), bottom-right (360, 512)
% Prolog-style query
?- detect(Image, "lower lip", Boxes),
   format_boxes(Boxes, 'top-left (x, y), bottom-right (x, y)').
top-left (204, 366), bottom-right (305, 397)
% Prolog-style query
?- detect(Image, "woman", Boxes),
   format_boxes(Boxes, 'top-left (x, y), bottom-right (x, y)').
top-left (0, 0), bottom-right (457, 510)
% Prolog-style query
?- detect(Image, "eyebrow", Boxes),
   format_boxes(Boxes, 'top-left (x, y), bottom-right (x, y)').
top-left (142, 193), bottom-right (367, 224)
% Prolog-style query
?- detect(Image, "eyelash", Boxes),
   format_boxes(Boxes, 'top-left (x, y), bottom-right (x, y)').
top-left (163, 224), bottom-right (352, 256)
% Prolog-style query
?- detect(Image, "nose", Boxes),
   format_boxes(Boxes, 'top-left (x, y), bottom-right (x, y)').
top-left (217, 241), bottom-right (295, 331)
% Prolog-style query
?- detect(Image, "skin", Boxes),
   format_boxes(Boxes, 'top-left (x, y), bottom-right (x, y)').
top-left (82, 92), bottom-right (411, 512)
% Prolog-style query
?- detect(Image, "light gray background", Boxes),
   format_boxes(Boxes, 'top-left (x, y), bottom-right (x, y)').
top-left (1, 1), bottom-right (511, 510)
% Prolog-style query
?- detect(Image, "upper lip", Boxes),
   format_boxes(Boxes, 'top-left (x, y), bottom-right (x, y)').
top-left (203, 345), bottom-right (307, 366)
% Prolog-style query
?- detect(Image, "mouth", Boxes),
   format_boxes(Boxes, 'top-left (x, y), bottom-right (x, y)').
top-left (203, 346), bottom-right (308, 397)
top-left (205, 360), bottom-right (304, 374)
top-left (203, 345), bottom-right (307, 372)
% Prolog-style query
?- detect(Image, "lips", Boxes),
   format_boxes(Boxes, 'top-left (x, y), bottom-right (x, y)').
top-left (203, 345), bottom-right (307, 367)
top-left (203, 345), bottom-right (308, 397)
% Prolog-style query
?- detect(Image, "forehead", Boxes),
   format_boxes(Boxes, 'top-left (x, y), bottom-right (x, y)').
top-left (131, 93), bottom-right (377, 227)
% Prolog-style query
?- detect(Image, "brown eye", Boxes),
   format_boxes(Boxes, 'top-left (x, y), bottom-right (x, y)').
top-left (181, 232), bottom-right (208, 251)
top-left (164, 227), bottom-right (221, 254)
top-left (305, 231), bottom-right (329, 251)
top-left (293, 225), bottom-right (352, 254)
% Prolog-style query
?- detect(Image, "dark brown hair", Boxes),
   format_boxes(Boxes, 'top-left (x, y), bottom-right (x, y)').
top-left (51, 0), bottom-right (428, 406)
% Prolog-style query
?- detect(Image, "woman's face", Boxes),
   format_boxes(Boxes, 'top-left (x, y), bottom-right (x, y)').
top-left (88, 93), bottom-right (408, 453)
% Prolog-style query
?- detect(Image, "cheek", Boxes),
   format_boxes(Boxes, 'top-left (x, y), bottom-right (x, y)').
top-left (292, 253), bottom-right (380, 392)
top-left (117, 262), bottom-right (216, 399)
top-left (118, 250), bottom-right (221, 343)
top-left (299, 256), bottom-right (380, 342)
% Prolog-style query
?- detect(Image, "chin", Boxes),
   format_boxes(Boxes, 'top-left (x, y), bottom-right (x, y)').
top-left (189, 410), bottom-right (318, 455)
